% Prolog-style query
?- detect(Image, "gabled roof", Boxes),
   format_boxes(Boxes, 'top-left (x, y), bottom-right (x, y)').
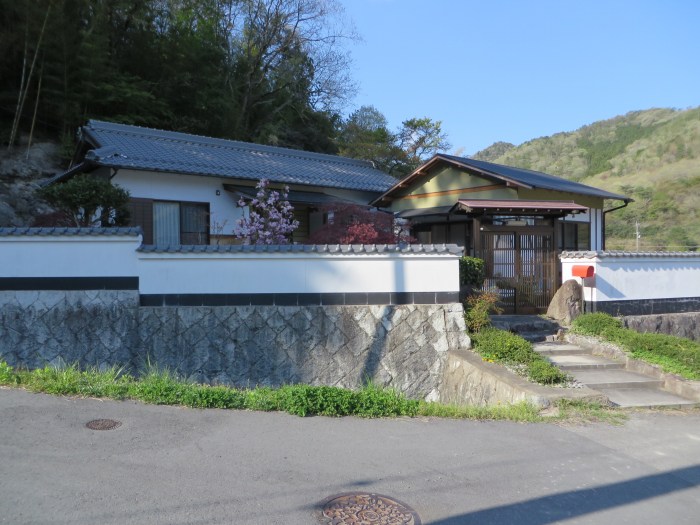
top-left (451, 199), bottom-right (588, 215)
top-left (55, 120), bottom-right (397, 193)
top-left (372, 153), bottom-right (631, 205)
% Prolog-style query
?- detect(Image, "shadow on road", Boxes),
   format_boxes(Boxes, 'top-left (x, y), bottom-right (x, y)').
top-left (429, 464), bottom-right (700, 524)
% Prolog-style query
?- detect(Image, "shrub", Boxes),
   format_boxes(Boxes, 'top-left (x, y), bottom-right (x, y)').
top-left (571, 313), bottom-right (622, 336)
top-left (39, 175), bottom-right (130, 227)
top-left (464, 291), bottom-right (502, 333)
top-left (0, 361), bottom-right (16, 384)
top-left (527, 359), bottom-right (568, 385)
top-left (572, 313), bottom-right (700, 379)
top-left (472, 328), bottom-right (568, 385)
top-left (472, 328), bottom-right (536, 363)
top-left (459, 257), bottom-right (486, 287)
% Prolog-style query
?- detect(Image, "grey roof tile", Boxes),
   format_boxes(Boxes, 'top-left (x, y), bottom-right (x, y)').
top-left (560, 250), bottom-right (700, 258)
top-left (439, 154), bottom-right (629, 201)
top-left (0, 227), bottom-right (142, 237)
top-left (76, 120), bottom-right (397, 193)
top-left (137, 243), bottom-right (463, 255)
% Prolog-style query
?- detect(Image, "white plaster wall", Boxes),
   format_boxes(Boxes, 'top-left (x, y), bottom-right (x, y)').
top-left (561, 254), bottom-right (700, 303)
top-left (0, 236), bottom-right (141, 277)
top-left (0, 235), bottom-right (460, 294)
top-left (112, 170), bottom-right (245, 231)
top-left (137, 253), bottom-right (459, 294)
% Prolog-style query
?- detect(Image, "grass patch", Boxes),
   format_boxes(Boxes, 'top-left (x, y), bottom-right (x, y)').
top-left (417, 400), bottom-right (542, 422)
top-left (554, 399), bottom-right (627, 425)
top-left (0, 360), bottom-right (629, 424)
top-left (572, 313), bottom-right (700, 380)
top-left (471, 328), bottom-right (570, 385)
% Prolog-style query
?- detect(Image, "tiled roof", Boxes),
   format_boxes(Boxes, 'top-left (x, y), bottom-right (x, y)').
top-left (138, 243), bottom-right (463, 255)
top-left (373, 154), bottom-right (631, 205)
top-left (72, 120), bottom-right (397, 193)
top-left (561, 250), bottom-right (700, 258)
top-left (453, 199), bottom-right (588, 212)
top-left (0, 227), bottom-right (142, 237)
top-left (438, 154), bottom-right (629, 201)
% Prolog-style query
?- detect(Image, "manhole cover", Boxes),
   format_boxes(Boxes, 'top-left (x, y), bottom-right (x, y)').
top-left (85, 419), bottom-right (122, 431)
top-left (317, 492), bottom-right (421, 524)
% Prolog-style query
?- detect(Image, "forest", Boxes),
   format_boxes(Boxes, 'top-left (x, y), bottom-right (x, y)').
top-left (0, 0), bottom-right (448, 175)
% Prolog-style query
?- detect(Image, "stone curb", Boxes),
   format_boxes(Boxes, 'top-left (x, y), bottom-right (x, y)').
top-left (440, 348), bottom-right (607, 409)
top-left (566, 333), bottom-right (700, 403)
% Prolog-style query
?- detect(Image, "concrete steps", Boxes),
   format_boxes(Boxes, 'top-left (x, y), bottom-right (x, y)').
top-left (546, 354), bottom-right (624, 371)
top-left (598, 387), bottom-right (699, 409)
top-left (491, 316), bottom-right (698, 409)
top-left (535, 340), bottom-right (697, 408)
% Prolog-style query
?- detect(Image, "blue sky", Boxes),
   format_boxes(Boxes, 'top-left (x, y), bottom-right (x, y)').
top-left (339, 0), bottom-right (700, 156)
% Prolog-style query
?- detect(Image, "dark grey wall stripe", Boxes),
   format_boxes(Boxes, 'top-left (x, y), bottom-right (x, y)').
top-left (588, 297), bottom-right (700, 316)
top-left (139, 291), bottom-right (460, 307)
top-left (0, 277), bottom-right (139, 291)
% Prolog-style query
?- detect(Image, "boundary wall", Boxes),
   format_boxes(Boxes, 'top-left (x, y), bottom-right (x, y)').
top-left (560, 251), bottom-right (700, 316)
top-left (0, 228), bottom-right (469, 400)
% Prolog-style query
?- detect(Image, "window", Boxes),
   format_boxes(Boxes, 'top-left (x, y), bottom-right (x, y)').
top-left (559, 222), bottom-right (590, 251)
top-left (153, 201), bottom-right (209, 245)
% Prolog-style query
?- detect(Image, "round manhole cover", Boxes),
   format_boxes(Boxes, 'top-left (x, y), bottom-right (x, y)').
top-left (85, 419), bottom-right (122, 431)
top-left (317, 492), bottom-right (421, 524)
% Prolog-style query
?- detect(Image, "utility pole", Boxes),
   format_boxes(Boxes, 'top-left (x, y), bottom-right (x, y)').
top-left (635, 220), bottom-right (641, 251)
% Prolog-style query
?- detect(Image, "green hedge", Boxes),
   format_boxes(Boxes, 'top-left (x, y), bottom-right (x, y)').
top-left (471, 328), bottom-right (569, 385)
top-left (459, 256), bottom-right (486, 287)
top-left (571, 313), bottom-right (700, 379)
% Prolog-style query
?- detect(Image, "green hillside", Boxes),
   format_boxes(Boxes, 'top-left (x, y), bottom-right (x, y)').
top-left (472, 107), bottom-right (700, 250)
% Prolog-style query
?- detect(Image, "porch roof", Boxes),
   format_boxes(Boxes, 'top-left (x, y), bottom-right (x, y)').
top-left (451, 199), bottom-right (588, 216)
top-left (223, 184), bottom-right (358, 206)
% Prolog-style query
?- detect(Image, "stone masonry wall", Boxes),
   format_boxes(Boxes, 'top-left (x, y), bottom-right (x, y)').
top-left (0, 291), bottom-right (470, 400)
top-left (622, 312), bottom-right (700, 342)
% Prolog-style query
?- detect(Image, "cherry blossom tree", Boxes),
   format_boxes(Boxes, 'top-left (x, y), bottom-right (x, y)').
top-left (235, 179), bottom-right (299, 244)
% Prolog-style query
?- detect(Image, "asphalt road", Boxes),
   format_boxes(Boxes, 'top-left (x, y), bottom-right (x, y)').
top-left (1, 388), bottom-right (699, 525)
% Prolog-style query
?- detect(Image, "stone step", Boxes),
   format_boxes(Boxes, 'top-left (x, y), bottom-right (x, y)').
top-left (546, 354), bottom-right (624, 371)
top-left (518, 331), bottom-right (553, 343)
top-left (532, 342), bottom-right (592, 356)
top-left (598, 387), bottom-right (700, 409)
top-left (490, 315), bottom-right (561, 335)
top-left (569, 369), bottom-right (664, 389)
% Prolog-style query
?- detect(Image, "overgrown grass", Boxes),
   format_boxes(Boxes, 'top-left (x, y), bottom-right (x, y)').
top-left (0, 360), bottom-right (548, 421)
top-left (0, 361), bottom-right (626, 423)
top-left (554, 398), bottom-right (627, 425)
top-left (471, 328), bottom-right (570, 385)
top-left (571, 313), bottom-right (700, 380)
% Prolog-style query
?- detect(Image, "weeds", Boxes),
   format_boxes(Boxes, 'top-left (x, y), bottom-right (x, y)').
top-left (572, 313), bottom-right (700, 380)
top-left (0, 360), bottom-right (611, 422)
top-left (471, 328), bottom-right (570, 385)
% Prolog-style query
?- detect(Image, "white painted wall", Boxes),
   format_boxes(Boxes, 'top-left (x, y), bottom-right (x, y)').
top-left (0, 234), bottom-right (460, 294)
top-left (561, 253), bottom-right (700, 303)
top-left (112, 169), bottom-right (245, 231)
top-left (0, 234), bottom-right (142, 277)
top-left (137, 252), bottom-right (458, 294)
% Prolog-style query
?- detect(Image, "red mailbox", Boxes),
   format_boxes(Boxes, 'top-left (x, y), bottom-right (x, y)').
top-left (572, 265), bottom-right (595, 278)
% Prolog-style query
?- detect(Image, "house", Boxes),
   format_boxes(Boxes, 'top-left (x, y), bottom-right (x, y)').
top-left (371, 154), bottom-right (631, 313)
top-left (53, 121), bottom-right (630, 313)
top-left (50, 120), bottom-right (398, 245)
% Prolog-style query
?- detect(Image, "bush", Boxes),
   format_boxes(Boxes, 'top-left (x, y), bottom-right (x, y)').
top-left (572, 313), bottom-right (700, 379)
top-left (459, 256), bottom-right (486, 287)
top-left (571, 313), bottom-right (622, 337)
top-left (464, 291), bottom-right (502, 333)
top-left (472, 328), bottom-right (536, 364)
top-left (39, 175), bottom-right (130, 227)
top-left (0, 361), bottom-right (16, 384)
top-left (528, 359), bottom-right (568, 385)
top-left (472, 328), bottom-right (569, 385)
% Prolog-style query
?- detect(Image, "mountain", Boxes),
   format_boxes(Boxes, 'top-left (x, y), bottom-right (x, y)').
top-left (472, 107), bottom-right (700, 250)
